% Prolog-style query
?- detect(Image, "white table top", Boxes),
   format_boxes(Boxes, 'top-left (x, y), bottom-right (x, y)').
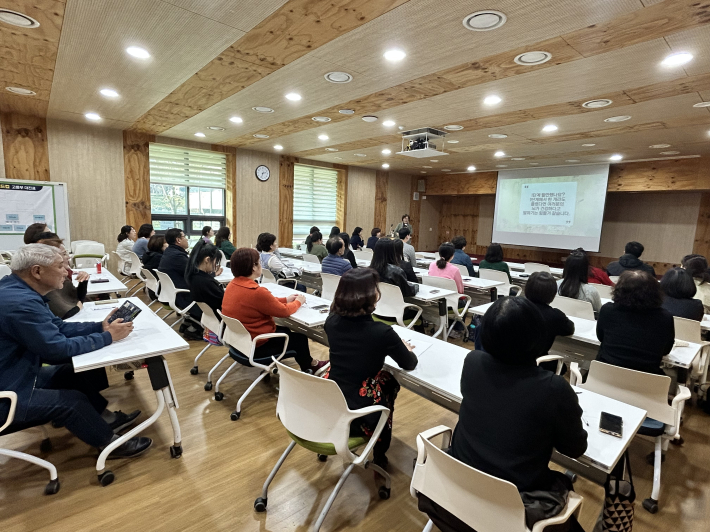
top-left (261, 283), bottom-right (331, 327)
top-left (278, 248), bottom-right (304, 258)
top-left (66, 298), bottom-right (189, 372)
top-left (415, 268), bottom-right (503, 290)
top-left (410, 283), bottom-right (458, 302)
top-left (282, 257), bottom-right (322, 274)
top-left (215, 269), bottom-right (234, 284)
top-left (73, 268), bottom-right (127, 295)
top-left (505, 262), bottom-right (564, 276)
top-left (416, 252), bottom-right (439, 260)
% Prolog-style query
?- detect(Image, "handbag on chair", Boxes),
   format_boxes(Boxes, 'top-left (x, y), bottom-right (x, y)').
top-left (599, 452), bottom-right (635, 532)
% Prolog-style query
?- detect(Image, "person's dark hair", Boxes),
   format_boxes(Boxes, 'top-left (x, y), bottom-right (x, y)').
top-left (484, 243), bottom-right (503, 263)
top-left (256, 232), bottom-right (276, 253)
top-left (309, 226), bottom-right (319, 235)
top-left (480, 297), bottom-right (546, 364)
top-left (682, 254), bottom-right (710, 285)
top-left (398, 227), bottom-right (411, 240)
top-left (24, 223), bottom-right (49, 244)
top-left (147, 234), bottom-right (166, 253)
top-left (625, 241), bottom-right (644, 258)
top-left (185, 240), bottom-right (220, 284)
top-left (230, 248), bottom-right (260, 278)
top-left (307, 230), bottom-right (323, 252)
top-left (215, 226), bottom-right (230, 247)
top-left (36, 232), bottom-right (63, 248)
top-left (328, 226), bottom-right (341, 239)
top-left (393, 239), bottom-right (405, 263)
top-left (524, 271), bottom-right (558, 305)
top-left (371, 227), bottom-right (381, 237)
top-left (165, 228), bottom-right (183, 245)
top-left (338, 232), bottom-right (351, 251)
top-left (137, 224), bottom-right (153, 239)
top-left (402, 214), bottom-right (410, 221)
top-left (660, 267), bottom-right (697, 299)
top-left (201, 226), bottom-right (212, 237)
top-left (451, 235), bottom-right (467, 250)
top-left (331, 268), bottom-right (380, 317)
top-left (612, 270), bottom-right (662, 309)
top-left (117, 225), bottom-right (133, 242)
top-left (369, 238), bottom-right (399, 278)
top-left (559, 251), bottom-right (589, 299)
top-left (352, 227), bottom-right (362, 237)
top-left (326, 237), bottom-right (344, 255)
top-left (436, 243), bottom-right (455, 269)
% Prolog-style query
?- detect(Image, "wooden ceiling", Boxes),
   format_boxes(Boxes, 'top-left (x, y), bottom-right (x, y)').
top-left (2, 0), bottom-right (710, 172)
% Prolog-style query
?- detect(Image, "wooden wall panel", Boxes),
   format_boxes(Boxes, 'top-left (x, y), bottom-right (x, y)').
top-left (123, 130), bottom-right (154, 230)
top-left (409, 176), bottom-right (421, 249)
top-left (438, 197), bottom-right (480, 249)
top-left (235, 148), bottom-right (280, 248)
top-left (426, 172), bottom-right (498, 196)
top-left (374, 170), bottom-right (389, 233)
top-left (386, 172), bottom-right (412, 234)
top-left (418, 195), bottom-right (443, 252)
top-left (278, 155), bottom-right (296, 247)
top-left (693, 193), bottom-right (710, 259)
top-left (607, 158), bottom-right (710, 192)
top-left (1, 113), bottom-right (50, 181)
top-left (334, 163), bottom-right (348, 232)
top-left (346, 166), bottom-right (376, 234)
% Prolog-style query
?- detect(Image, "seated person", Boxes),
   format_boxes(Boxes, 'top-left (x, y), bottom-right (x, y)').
top-left (338, 232), bottom-right (358, 269)
top-left (23, 222), bottom-right (48, 244)
top-left (307, 230), bottom-right (328, 262)
top-left (660, 267), bottom-right (704, 321)
top-left (116, 225), bottom-right (136, 275)
top-left (557, 251), bottom-right (601, 312)
top-left (370, 238), bottom-right (419, 298)
top-left (186, 241), bottom-right (225, 344)
top-left (214, 226), bottom-right (236, 260)
top-left (428, 243), bottom-right (464, 293)
top-left (420, 297), bottom-right (587, 532)
top-left (36, 232), bottom-right (89, 319)
top-left (607, 241), bottom-right (656, 277)
top-left (478, 243), bottom-right (511, 283)
top-left (350, 227), bottom-right (364, 250)
top-left (325, 268), bottom-right (417, 469)
top-left (321, 237), bottom-right (353, 276)
top-left (398, 227), bottom-right (417, 266)
top-left (0, 244), bottom-right (150, 458)
top-left (142, 235), bottom-right (166, 300)
top-left (366, 227), bottom-right (381, 250)
top-left (597, 270), bottom-right (674, 375)
top-left (394, 239), bottom-right (417, 283)
top-left (201, 225), bottom-right (214, 244)
top-left (328, 226), bottom-right (341, 240)
top-left (132, 223), bottom-right (154, 259)
top-left (256, 232), bottom-right (306, 292)
top-left (221, 248), bottom-right (327, 373)
top-left (451, 235), bottom-right (476, 277)
top-left (682, 254), bottom-right (710, 313)
top-left (304, 226), bottom-right (320, 252)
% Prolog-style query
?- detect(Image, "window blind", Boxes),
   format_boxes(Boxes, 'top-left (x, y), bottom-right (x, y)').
top-left (293, 164), bottom-right (338, 244)
top-left (149, 144), bottom-right (226, 188)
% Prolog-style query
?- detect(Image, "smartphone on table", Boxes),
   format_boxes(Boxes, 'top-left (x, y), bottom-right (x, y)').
top-left (599, 412), bottom-right (623, 438)
top-left (107, 300), bottom-right (142, 324)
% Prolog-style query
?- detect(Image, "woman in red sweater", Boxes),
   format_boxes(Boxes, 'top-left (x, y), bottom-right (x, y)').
top-left (574, 248), bottom-right (614, 286)
top-left (222, 248), bottom-right (327, 373)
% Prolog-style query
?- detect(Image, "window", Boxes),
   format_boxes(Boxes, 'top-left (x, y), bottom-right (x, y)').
top-left (293, 164), bottom-right (338, 246)
top-left (149, 144), bottom-right (226, 246)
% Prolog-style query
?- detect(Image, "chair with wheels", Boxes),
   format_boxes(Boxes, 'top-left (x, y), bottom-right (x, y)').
top-left (320, 273), bottom-right (341, 301)
top-left (140, 269), bottom-right (161, 311)
top-left (261, 268), bottom-right (299, 289)
top-left (570, 361), bottom-right (690, 514)
top-left (190, 302), bottom-right (226, 375)
top-left (124, 251), bottom-right (146, 296)
top-left (0, 264), bottom-right (10, 280)
top-left (72, 242), bottom-right (107, 269)
top-left (479, 269), bottom-right (521, 297)
top-left (550, 296), bottom-right (595, 321)
top-left (112, 251), bottom-right (131, 283)
top-left (524, 263), bottom-right (551, 274)
top-left (673, 317), bottom-right (709, 402)
top-left (421, 276), bottom-right (471, 338)
top-left (302, 253), bottom-right (321, 264)
top-left (0, 392), bottom-right (60, 495)
top-left (218, 250), bottom-right (229, 270)
top-left (373, 282), bottom-right (423, 329)
top-left (410, 425), bottom-right (583, 532)
top-left (154, 271), bottom-right (199, 330)
top-left (254, 361), bottom-right (392, 531)
top-left (452, 264), bottom-right (470, 277)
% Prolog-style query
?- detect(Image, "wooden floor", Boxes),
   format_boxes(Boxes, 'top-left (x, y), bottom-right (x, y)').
top-left (2, 297), bottom-right (709, 531)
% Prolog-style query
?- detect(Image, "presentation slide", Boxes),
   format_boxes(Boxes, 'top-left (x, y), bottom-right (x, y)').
top-left (492, 164), bottom-right (610, 251)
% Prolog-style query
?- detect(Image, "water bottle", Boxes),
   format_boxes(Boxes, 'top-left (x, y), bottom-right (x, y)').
top-left (96, 261), bottom-right (102, 274)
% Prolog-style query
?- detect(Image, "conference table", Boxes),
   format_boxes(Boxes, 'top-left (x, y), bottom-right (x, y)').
top-left (415, 267), bottom-right (503, 302)
top-left (67, 298), bottom-right (189, 485)
top-left (73, 268), bottom-right (128, 297)
top-left (278, 247), bottom-right (305, 259)
top-left (385, 325), bottom-right (647, 482)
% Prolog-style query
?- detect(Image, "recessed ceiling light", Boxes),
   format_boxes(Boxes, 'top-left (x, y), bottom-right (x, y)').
top-left (126, 46), bottom-right (150, 59)
top-left (609, 154), bottom-right (623, 161)
top-left (514, 51), bottom-right (552, 66)
top-left (496, 165), bottom-right (508, 168)
top-left (604, 115), bottom-right (631, 122)
top-left (398, 126), bottom-right (404, 130)
top-left (194, 132), bottom-right (205, 137)
top-left (274, 145), bottom-right (283, 151)
top-left (207, 126), bottom-right (225, 131)
top-left (494, 151), bottom-right (505, 157)
top-left (253, 134), bottom-right (269, 139)
top-left (463, 10), bottom-right (507, 31)
top-left (229, 116), bottom-right (243, 123)
top-left (483, 95), bottom-right (502, 106)
top-left (467, 166), bottom-right (476, 172)
top-left (362, 115), bottom-right (378, 122)
top-left (582, 99), bottom-right (612, 109)
top-left (312, 116), bottom-right (331, 122)
top-left (661, 52), bottom-right (693, 67)
top-left (423, 166), bottom-right (432, 168)
top-left (384, 49), bottom-right (406, 62)
top-left (382, 149), bottom-right (391, 155)
top-left (339, 109), bottom-right (355, 115)
top-left (355, 153), bottom-right (367, 157)
top-left (430, 160), bottom-right (439, 163)
top-left (582, 143), bottom-right (596, 147)
top-left (660, 151), bottom-right (680, 155)
top-left (285, 93), bottom-right (301, 101)
top-left (85, 112), bottom-right (101, 121)
top-left (252, 106), bottom-right (274, 113)
top-left (529, 162), bottom-right (539, 165)
top-left (541, 124), bottom-right (558, 132)
top-left (441, 169), bottom-right (451, 172)
top-left (99, 88), bottom-right (119, 98)
top-left (693, 102), bottom-right (710, 108)
top-left (566, 159), bottom-right (580, 163)
top-left (324, 72), bottom-right (353, 83)
top-left (318, 134), bottom-right (329, 140)
top-left (0, 9), bottom-right (40, 27)
top-left (444, 125), bottom-right (464, 131)
top-left (325, 148), bottom-right (339, 152)
top-left (488, 133), bottom-right (507, 139)
top-left (447, 140), bottom-right (459, 144)
top-left (383, 120), bottom-right (396, 127)
top-left (5, 86), bottom-right (36, 95)
top-left (649, 144), bottom-right (671, 149)
top-left (382, 163), bottom-right (390, 169)
top-left (511, 157), bottom-right (526, 161)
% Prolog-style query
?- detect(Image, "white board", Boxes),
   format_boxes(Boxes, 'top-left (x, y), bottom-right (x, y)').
top-left (0, 179), bottom-right (71, 251)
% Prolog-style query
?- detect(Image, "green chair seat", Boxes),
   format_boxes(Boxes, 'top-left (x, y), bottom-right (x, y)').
top-left (287, 430), bottom-right (367, 456)
top-left (372, 315), bottom-right (422, 327)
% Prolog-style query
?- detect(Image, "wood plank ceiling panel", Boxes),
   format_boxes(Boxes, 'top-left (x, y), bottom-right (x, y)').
top-left (131, 0), bottom-right (411, 134)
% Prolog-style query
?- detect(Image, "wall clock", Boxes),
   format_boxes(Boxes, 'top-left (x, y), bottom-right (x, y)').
top-left (255, 165), bottom-right (270, 182)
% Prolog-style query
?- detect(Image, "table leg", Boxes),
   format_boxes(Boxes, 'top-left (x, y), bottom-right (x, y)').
top-left (430, 299), bottom-right (448, 340)
top-left (490, 287), bottom-right (497, 302)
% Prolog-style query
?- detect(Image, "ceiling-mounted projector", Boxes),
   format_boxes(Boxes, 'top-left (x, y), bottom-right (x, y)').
top-left (397, 127), bottom-right (450, 158)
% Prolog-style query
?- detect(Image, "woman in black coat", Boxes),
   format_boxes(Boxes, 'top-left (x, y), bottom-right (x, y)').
top-left (660, 267), bottom-right (704, 321)
top-left (185, 240), bottom-right (225, 343)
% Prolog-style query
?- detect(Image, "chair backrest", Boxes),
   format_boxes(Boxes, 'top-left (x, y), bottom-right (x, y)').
top-left (412, 436), bottom-right (526, 532)
top-left (218, 250), bottom-right (228, 269)
top-left (155, 271), bottom-right (179, 304)
top-left (127, 251), bottom-right (143, 275)
top-left (302, 253), bottom-right (321, 264)
top-left (580, 361), bottom-right (674, 425)
top-left (673, 316), bottom-right (702, 343)
top-left (609, 276), bottom-right (620, 284)
top-left (373, 282), bottom-right (406, 319)
top-left (320, 273), bottom-right (341, 301)
top-left (196, 302), bottom-right (222, 336)
top-left (73, 241), bottom-right (105, 256)
top-left (275, 361), bottom-right (359, 459)
top-left (261, 269), bottom-right (277, 284)
top-left (141, 268), bottom-right (159, 292)
top-left (70, 240), bottom-right (99, 254)
top-left (551, 295), bottom-right (595, 321)
top-left (352, 250), bottom-right (373, 262)
top-left (452, 263), bottom-right (469, 276)
top-left (593, 283), bottom-right (614, 299)
top-left (478, 268), bottom-right (509, 284)
top-left (422, 276), bottom-right (461, 306)
top-left (218, 312), bottom-right (259, 358)
top-left (524, 262), bottom-right (550, 273)
top-left (0, 264), bottom-right (11, 280)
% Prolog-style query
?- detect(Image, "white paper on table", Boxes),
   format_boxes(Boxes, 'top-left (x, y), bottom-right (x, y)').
top-left (409, 340), bottom-right (432, 357)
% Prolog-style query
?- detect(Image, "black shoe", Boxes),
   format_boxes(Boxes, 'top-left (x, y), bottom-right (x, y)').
top-left (183, 330), bottom-right (203, 341)
top-left (106, 436), bottom-right (153, 459)
top-left (108, 410), bottom-right (141, 434)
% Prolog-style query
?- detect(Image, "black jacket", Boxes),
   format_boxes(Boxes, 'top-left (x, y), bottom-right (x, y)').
top-left (400, 258), bottom-right (418, 284)
top-left (377, 264), bottom-right (419, 297)
top-left (662, 296), bottom-right (704, 322)
top-left (607, 254), bottom-right (656, 278)
top-left (450, 350), bottom-right (587, 492)
top-left (366, 236), bottom-right (379, 250)
top-left (142, 250), bottom-right (163, 272)
top-left (159, 244), bottom-right (194, 310)
top-left (596, 302), bottom-right (674, 375)
top-left (344, 249), bottom-right (358, 269)
top-left (351, 234), bottom-right (364, 250)
top-left (188, 270), bottom-right (224, 319)
top-left (531, 302), bottom-right (575, 357)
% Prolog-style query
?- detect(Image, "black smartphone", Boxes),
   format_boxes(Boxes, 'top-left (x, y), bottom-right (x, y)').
top-left (90, 278), bottom-right (110, 283)
top-left (310, 304), bottom-right (329, 311)
top-left (107, 300), bottom-right (142, 324)
top-left (599, 412), bottom-right (623, 438)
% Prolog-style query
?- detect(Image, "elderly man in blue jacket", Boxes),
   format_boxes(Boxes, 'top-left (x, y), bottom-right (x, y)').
top-left (0, 244), bottom-right (151, 459)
